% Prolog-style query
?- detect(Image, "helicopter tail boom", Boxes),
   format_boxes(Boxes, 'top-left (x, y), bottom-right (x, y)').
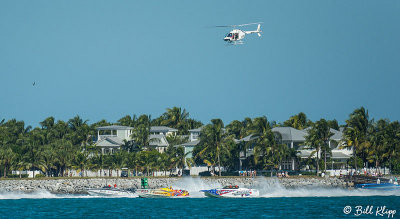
top-left (244, 24), bottom-right (262, 37)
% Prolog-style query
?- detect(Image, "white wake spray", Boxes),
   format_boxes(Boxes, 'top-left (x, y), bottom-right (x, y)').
top-left (1, 177), bottom-right (399, 199)
top-left (171, 177), bottom-right (223, 198)
top-left (255, 177), bottom-right (400, 198)
top-left (0, 190), bottom-right (98, 200)
top-left (0, 190), bottom-right (60, 200)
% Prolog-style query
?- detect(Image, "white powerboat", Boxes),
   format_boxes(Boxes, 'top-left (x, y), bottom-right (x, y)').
top-left (200, 185), bottom-right (259, 198)
top-left (87, 186), bottom-right (135, 196)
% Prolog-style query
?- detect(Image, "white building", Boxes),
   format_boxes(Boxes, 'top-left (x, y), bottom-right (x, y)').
top-left (149, 134), bottom-right (170, 153)
top-left (180, 127), bottom-right (203, 159)
top-left (95, 125), bottom-right (133, 154)
top-left (150, 126), bottom-right (178, 137)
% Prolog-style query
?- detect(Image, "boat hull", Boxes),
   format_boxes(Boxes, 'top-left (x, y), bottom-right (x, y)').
top-left (355, 183), bottom-right (400, 190)
top-left (87, 188), bottom-right (134, 196)
top-left (138, 188), bottom-right (189, 198)
top-left (201, 188), bottom-right (259, 198)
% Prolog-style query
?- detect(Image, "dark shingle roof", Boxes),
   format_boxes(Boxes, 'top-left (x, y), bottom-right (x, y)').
top-left (272, 127), bottom-right (307, 141)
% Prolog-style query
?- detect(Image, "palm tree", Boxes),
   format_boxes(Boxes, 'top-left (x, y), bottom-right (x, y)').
top-left (88, 155), bottom-right (102, 177)
top-left (161, 107), bottom-right (189, 134)
top-left (0, 147), bottom-right (16, 177)
top-left (72, 150), bottom-right (90, 177)
top-left (283, 112), bottom-right (312, 130)
top-left (198, 119), bottom-right (226, 176)
top-left (53, 139), bottom-right (75, 176)
top-left (174, 146), bottom-right (194, 176)
top-left (226, 120), bottom-right (244, 139)
top-left (385, 121), bottom-right (400, 172)
top-left (117, 115), bottom-right (137, 127)
top-left (131, 114), bottom-right (154, 149)
top-left (249, 116), bottom-right (286, 174)
top-left (304, 119), bottom-right (333, 175)
top-left (112, 151), bottom-right (125, 177)
top-left (68, 115), bottom-right (90, 146)
top-left (368, 119), bottom-right (389, 171)
top-left (42, 145), bottom-right (57, 177)
top-left (137, 151), bottom-right (156, 176)
top-left (305, 126), bottom-right (321, 175)
top-left (343, 107), bottom-right (369, 171)
top-left (157, 153), bottom-right (171, 176)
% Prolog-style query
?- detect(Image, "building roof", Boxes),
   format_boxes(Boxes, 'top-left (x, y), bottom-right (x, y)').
top-left (150, 126), bottom-right (178, 133)
top-left (272, 127), bottom-right (307, 142)
top-left (237, 134), bottom-right (259, 142)
top-left (298, 150), bottom-right (316, 159)
top-left (95, 136), bottom-right (124, 147)
top-left (149, 134), bottom-right (169, 147)
top-left (278, 127), bottom-right (343, 141)
top-left (189, 126), bottom-right (203, 132)
top-left (329, 128), bottom-right (343, 140)
top-left (181, 140), bottom-right (200, 147)
top-left (331, 151), bottom-right (351, 159)
top-left (96, 125), bottom-right (133, 131)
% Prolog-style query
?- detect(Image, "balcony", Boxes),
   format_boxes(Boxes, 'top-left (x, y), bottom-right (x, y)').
top-left (98, 135), bottom-right (117, 140)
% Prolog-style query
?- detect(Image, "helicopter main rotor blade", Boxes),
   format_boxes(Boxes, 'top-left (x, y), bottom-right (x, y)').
top-left (214, 22), bottom-right (263, 28)
top-left (234, 22), bottom-right (263, 27)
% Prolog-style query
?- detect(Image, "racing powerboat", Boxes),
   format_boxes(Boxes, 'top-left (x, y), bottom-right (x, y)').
top-left (138, 187), bottom-right (189, 198)
top-left (200, 185), bottom-right (259, 198)
top-left (87, 186), bottom-right (135, 196)
top-left (355, 183), bottom-right (400, 190)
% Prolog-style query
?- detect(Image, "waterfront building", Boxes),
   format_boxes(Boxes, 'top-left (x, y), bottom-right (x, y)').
top-left (149, 134), bottom-right (170, 153)
top-left (150, 126), bottom-right (178, 137)
top-left (95, 125), bottom-right (133, 154)
top-left (235, 127), bottom-right (352, 171)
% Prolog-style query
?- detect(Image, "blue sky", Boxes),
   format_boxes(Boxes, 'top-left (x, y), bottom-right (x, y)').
top-left (1, 1), bottom-right (399, 127)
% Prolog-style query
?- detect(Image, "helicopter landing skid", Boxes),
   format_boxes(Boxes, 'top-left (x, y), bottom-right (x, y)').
top-left (226, 40), bottom-right (244, 46)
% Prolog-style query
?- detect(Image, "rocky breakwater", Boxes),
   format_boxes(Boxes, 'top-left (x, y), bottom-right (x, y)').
top-left (0, 178), bottom-right (180, 194)
top-left (200, 176), bottom-right (348, 189)
top-left (278, 176), bottom-right (347, 188)
top-left (0, 176), bottom-right (347, 194)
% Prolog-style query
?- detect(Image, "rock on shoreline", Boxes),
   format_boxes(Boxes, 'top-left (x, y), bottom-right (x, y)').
top-left (0, 177), bottom-right (348, 194)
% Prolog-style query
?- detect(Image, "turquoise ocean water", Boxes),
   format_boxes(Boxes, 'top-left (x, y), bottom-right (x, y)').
top-left (0, 195), bottom-right (399, 218)
top-left (1, 178), bottom-right (399, 218)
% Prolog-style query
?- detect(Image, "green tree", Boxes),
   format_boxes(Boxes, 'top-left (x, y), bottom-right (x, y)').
top-left (343, 107), bottom-right (369, 171)
top-left (161, 107), bottom-right (189, 134)
top-left (131, 115), bottom-right (152, 149)
top-left (251, 117), bottom-right (283, 174)
top-left (283, 112), bottom-right (313, 130)
top-left (117, 115), bottom-right (137, 127)
top-left (197, 119), bottom-right (227, 176)
top-left (174, 146), bottom-right (194, 176)
top-left (327, 119), bottom-right (340, 130)
top-left (305, 119), bottom-right (334, 175)
top-left (0, 147), bottom-right (16, 177)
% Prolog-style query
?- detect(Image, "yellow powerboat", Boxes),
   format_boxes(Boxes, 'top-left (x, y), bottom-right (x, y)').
top-left (138, 187), bottom-right (189, 198)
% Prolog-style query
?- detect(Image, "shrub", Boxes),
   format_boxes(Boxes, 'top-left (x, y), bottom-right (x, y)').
top-left (299, 171), bottom-right (317, 176)
top-left (35, 174), bottom-right (45, 178)
top-left (7, 174), bottom-right (29, 178)
top-left (198, 171), bottom-right (211, 176)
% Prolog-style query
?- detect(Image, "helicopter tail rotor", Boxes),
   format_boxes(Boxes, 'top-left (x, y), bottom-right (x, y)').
top-left (243, 23), bottom-right (262, 37)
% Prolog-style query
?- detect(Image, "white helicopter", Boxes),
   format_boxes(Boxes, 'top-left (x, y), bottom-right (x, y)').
top-left (216, 22), bottom-right (263, 45)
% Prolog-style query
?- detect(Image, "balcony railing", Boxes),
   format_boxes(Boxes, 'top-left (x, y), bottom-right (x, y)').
top-left (98, 135), bottom-right (117, 140)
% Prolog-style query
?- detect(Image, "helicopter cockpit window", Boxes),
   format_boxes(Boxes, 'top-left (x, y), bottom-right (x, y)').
top-left (227, 33), bottom-right (232, 37)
